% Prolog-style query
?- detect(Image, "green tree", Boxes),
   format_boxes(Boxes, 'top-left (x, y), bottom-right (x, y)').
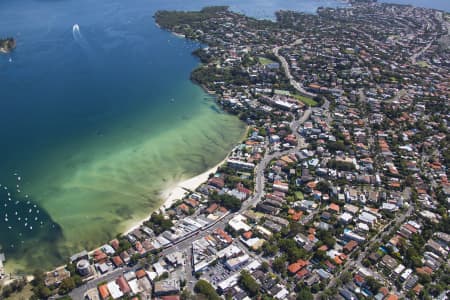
top-left (341, 271), bottom-right (352, 284)
top-left (297, 288), bottom-right (314, 300)
top-left (272, 256), bottom-right (286, 274)
top-left (58, 277), bottom-right (77, 295)
top-left (194, 280), bottom-right (221, 300)
top-left (261, 261), bottom-right (270, 272)
top-left (239, 270), bottom-right (260, 297)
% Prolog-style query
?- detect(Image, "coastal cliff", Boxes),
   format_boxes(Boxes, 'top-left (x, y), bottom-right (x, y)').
top-left (0, 38), bottom-right (16, 53)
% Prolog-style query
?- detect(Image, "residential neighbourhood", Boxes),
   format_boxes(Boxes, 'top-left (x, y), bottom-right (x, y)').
top-left (2, 1), bottom-right (449, 299)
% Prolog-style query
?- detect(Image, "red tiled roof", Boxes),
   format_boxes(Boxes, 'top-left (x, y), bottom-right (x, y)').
top-left (412, 284), bottom-right (423, 295)
top-left (354, 274), bottom-right (364, 284)
top-left (318, 245), bottom-right (328, 251)
top-left (288, 259), bottom-right (308, 274)
top-left (219, 206), bottom-right (228, 213)
top-left (116, 276), bottom-right (131, 294)
top-left (343, 240), bottom-right (358, 253)
top-left (206, 203), bottom-right (218, 214)
top-left (178, 203), bottom-right (190, 213)
top-left (296, 268), bottom-right (309, 278)
top-left (215, 228), bottom-right (233, 244)
top-left (243, 231), bottom-right (253, 240)
top-left (208, 177), bottom-right (225, 188)
top-left (329, 203), bottom-right (340, 213)
top-left (98, 284), bottom-right (110, 300)
top-left (386, 294), bottom-right (398, 300)
top-left (94, 251), bottom-right (108, 263)
top-left (135, 269), bottom-right (146, 279)
top-left (185, 198), bottom-right (199, 207)
top-left (112, 256), bottom-right (124, 267)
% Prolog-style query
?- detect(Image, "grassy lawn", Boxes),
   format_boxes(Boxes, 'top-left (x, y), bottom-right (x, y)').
top-left (292, 94), bottom-right (318, 106)
top-left (258, 56), bottom-right (276, 66)
top-left (416, 60), bottom-right (429, 68)
top-left (295, 191), bottom-right (304, 200)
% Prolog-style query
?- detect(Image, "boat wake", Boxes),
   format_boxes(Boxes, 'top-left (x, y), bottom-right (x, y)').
top-left (72, 23), bottom-right (93, 55)
top-left (72, 23), bottom-right (81, 40)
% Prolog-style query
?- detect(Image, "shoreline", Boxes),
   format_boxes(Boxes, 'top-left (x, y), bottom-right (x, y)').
top-left (122, 38), bottom-right (248, 236)
top-left (123, 155), bottom-right (230, 235)
top-left (4, 17), bottom-right (245, 278)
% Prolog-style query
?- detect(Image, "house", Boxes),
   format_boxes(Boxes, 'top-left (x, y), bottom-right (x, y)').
top-left (273, 180), bottom-right (289, 192)
top-left (340, 212), bottom-right (353, 224)
top-left (296, 268), bottom-right (310, 279)
top-left (107, 281), bottom-right (123, 299)
top-left (381, 255), bottom-right (399, 271)
top-left (116, 276), bottom-right (131, 295)
top-left (328, 203), bottom-right (340, 214)
top-left (154, 279), bottom-right (180, 296)
top-left (208, 177), bottom-right (225, 189)
top-left (112, 256), bottom-right (124, 268)
top-left (343, 240), bottom-right (358, 254)
top-left (344, 204), bottom-right (360, 215)
top-left (225, 254), bottom-right (250, 270)
top-left (287, 259), bottom-right (308, 274)
top-left (228, 214), bottom-right (251, 232)
top-left (98, 284), bottom-right (110, 300)
top-left (227, 159), bottom-right (255, 171)
top-left (44, 267), bottom-right (71, 287)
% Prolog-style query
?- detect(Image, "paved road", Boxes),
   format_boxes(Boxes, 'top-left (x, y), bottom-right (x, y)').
top-left (323, 204), bottom-right (414, 294)
top-left (70, 267), bottom-right (129, 300)
top-left (411, 38), bottom-right (435, 64)
top-left (273, 40), bottom-right (317, 98)
top-left (70, 95), bottom-right (315, 300)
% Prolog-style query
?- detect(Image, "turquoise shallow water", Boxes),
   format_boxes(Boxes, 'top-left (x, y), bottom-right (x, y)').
top-left (3, 0), bottom-right (426, 271)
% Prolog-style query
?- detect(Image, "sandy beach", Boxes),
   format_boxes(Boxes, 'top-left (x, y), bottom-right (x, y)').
top-left (124, 156), bottom-right (228, 235)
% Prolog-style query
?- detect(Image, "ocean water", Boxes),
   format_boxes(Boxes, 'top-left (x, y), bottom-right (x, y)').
top-left (381, 0), bottom-right (449, 11)
top-left (0, 0), bottom-right (353, 272)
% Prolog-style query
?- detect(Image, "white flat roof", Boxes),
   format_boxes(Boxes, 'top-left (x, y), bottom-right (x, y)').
top-left (107, 281), bottom-right (123, 299)
top-left (218, 273), bottom-right (240, 290)
top-left (128, 279), bottom-right (141, 294)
